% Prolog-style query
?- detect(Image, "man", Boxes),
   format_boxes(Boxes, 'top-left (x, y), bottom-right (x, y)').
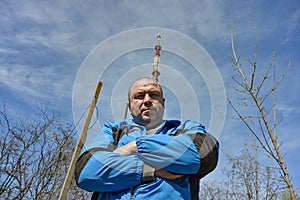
top-left (75, 77), bottom-right (219, 200)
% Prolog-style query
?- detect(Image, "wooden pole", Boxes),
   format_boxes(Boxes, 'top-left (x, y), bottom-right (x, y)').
top-left (59, 81), bottom-right (103, 200)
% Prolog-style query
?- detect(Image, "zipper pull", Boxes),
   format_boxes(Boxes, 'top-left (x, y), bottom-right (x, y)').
top-left (130, 187), bottom-right (134, 199)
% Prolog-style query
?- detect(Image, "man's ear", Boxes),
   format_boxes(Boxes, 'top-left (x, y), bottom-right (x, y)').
top-left (162, 98), bottom-right (165, 107)
top-left (127, 102), bottom-right (131, 111)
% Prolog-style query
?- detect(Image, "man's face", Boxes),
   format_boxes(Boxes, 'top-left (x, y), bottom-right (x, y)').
top-left (128, 78), bottom-right (165, 127)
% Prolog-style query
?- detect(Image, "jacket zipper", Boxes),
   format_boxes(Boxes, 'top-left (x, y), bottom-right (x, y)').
top-left (130, 187), bottom-right (134, 199)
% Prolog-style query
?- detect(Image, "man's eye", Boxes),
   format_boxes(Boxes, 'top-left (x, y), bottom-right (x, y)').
top-left (149, 92), bottom-right (161, 99)
top-left (133, 92), bottom-right (161, 100)
top-left (134, 94), bottom-right (145, 99)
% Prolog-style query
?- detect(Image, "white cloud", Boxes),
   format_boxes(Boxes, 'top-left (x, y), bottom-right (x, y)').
top-left (282, 8), bottom-right (300, 44)
top-left (0, 64), bottom-right (72, 103)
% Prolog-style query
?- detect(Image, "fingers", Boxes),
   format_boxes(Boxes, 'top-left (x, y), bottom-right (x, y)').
top-left (113, 140), bottom-right (137, 156)
top-left (154, 169), bottom-right (183, 180)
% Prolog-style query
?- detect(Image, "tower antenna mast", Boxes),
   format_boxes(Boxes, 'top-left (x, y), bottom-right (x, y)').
top-left (152, 33), bottom-right (161, 82)
top-left (123, 34), bottom-right (162, 120)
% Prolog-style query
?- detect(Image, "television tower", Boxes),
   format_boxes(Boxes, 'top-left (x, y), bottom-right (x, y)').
top-left (152, 33), bottom-right (161, 82)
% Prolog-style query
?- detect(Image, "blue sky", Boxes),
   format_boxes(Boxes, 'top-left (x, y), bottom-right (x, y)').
top-left (1, 0), bottom-right (299, 192)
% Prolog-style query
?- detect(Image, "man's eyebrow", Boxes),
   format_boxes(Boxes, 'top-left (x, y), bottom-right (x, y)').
top-left (134, 89), bottom-right (161, 93)
top-left (134, 91), bottom-right (145, 94)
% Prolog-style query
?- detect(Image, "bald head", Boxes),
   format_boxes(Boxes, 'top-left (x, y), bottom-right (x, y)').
top-left (128, 77), bottom-right (164, 101)
top-left (127, 77), bottom-right (165, 129)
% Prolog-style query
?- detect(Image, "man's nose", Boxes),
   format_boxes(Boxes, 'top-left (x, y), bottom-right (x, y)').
top-left (143, 93), bottom-right (152, 105)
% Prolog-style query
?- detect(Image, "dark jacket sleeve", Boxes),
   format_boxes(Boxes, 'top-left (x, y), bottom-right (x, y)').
top-left (169, 120), bottom-right (219, 178)
top-left (187, 132), bottom-right (219, 178)
top-left (135, 120), bottom-right (219, 178)
top-left (176, 120), bottom-right (219, 178)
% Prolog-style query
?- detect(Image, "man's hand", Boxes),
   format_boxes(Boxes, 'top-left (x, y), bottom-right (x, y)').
top-left (113, 141), bottom-right (182, 181)
top-left (154, 169), bottom-right (183, 180)
top-left (113, 140), bottom-right (138, 156)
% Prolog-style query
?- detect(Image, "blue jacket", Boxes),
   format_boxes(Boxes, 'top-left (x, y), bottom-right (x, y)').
top-left (75, 120), bottom-right (219, 200)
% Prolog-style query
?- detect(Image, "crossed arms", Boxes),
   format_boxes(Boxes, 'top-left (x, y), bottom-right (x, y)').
top-left (75, 120), bottom-right (219, 192)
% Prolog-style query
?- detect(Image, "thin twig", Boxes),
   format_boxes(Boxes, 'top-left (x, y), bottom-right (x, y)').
top-left (260, 58), bottom-right (292, 106)
top-left (231, 17), bottom-right (251, 90)
top-left (256, 50), bottom-right (276, 97)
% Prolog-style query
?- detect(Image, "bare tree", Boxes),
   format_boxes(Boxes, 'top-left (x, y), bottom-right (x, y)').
top-left (227, 20), bottom-right (296, 199)
top-left (0, 105), bottom-right (90, 199)
top-left (223, 142), bottom-right (286, 200)
top-left (200, 180), bottom-right (228, 200)
top-left (200, 141), bottom-right (294, 200)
